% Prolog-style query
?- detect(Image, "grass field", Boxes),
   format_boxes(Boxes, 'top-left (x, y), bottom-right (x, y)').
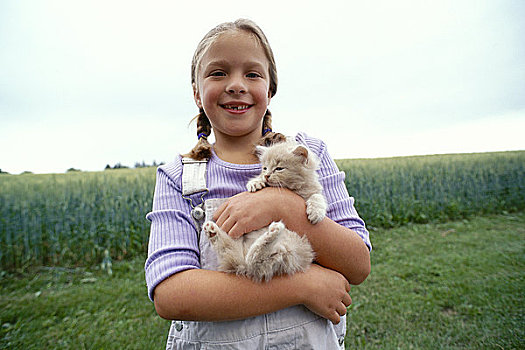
top-left (1, 151), bottom-right (523, 271)
top-left (345, 212), bottom-right (524, 349)
top-left (1, 213), bottom-right (523, 349)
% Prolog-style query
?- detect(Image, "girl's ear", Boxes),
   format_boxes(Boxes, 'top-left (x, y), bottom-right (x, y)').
top-left (293, 146), bottom-right (309, 164)
top-left (193, 83), bottom-right (202, 109)
top-left (267, 89), bottom-right (272, 106)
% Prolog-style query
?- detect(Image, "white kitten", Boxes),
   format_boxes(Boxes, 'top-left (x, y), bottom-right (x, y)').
top-left (203, 139), bottom-right (327, 282)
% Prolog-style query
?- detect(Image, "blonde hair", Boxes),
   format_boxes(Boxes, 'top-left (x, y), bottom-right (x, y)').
top-left (185, 19), bottom-right (284, 160)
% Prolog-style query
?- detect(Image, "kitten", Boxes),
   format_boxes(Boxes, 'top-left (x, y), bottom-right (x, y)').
top-left (202, 139), bottom-right (327, 282)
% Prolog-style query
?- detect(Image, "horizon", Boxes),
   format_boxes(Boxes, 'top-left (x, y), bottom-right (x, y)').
top-left (2, 148), bottom-right (524, 176)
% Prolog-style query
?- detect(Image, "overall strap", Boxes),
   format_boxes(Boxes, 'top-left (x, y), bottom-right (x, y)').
top-left (181, 157), bottom-right (209, 240)
top-left (181, 157), bottom-right (208, 196)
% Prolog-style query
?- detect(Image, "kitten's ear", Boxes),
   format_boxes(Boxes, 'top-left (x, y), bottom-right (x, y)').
top-left (254, 145), bottom-right (268, 159)
top-left (293, 146), bottom-right (309, 164)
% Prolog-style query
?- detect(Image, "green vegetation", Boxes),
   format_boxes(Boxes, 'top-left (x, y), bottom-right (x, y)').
top-left (338, 151), bottom-right (525, 228)
top-left (344, 212), bottom-right (524, 349)
top-left (1, 213), bottom-right (523, 349)
top-left (0, 168), bottom-right (156, 270)
top-left (1, 151), bottom-right (523, 348)
top-left (0, 151), bottom-right (523, 271)
top-left (0, 257), bottom-right (168, 349)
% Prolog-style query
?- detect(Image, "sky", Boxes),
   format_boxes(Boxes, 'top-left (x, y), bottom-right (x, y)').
top-left (1, 0), bottom-right (524, 174)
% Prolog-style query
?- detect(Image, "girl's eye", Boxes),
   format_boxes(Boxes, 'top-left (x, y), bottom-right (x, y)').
top-left (246, 72), bottom-right (261, 78)
top-left (210, 71), bottom-right (226, 77)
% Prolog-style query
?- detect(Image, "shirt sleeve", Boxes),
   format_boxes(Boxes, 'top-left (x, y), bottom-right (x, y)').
top-left (144, 160), bottom-right (201, 301)
top-left (296, 133), bottom-right (372, 251)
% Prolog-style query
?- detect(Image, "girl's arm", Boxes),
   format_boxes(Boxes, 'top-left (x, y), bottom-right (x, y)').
top-left (213, 187), bottom-right (371, 285)
top-left (153, 263), bottom-right (351, 324)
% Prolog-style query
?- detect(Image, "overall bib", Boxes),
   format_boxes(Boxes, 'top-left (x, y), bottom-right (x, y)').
top-left (165, 159), bottom-right (346, 350)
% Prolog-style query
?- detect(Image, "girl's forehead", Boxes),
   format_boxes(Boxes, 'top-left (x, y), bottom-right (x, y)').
top-left (203, 31), bottom-right (266, 63)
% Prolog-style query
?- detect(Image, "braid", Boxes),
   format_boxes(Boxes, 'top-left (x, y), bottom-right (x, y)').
top-left (258, 109), bottom-right (286, 147)
top-left (184, 109), bottom-right (213, 160)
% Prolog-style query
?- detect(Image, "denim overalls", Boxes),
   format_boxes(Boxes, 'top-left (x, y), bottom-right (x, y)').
top-left (165, 158), bottom-right (346, 349)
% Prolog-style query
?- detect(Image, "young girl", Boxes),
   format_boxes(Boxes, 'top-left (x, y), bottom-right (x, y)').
top-left (145, 19), bottom-right (372, 349)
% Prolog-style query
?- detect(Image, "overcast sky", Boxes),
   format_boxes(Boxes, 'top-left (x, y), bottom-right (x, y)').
top-left (1, 0), bottom-right (524, 174)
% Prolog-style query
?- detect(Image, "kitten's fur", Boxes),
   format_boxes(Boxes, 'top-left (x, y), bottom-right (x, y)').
top-left (203, 139), bottom-right (327, 282)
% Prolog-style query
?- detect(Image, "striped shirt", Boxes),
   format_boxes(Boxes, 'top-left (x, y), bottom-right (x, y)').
top-left (145, 132), bottom-right (371, 301)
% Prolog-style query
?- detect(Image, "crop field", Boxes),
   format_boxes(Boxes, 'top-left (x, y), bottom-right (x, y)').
top-left (0, 151), bottom-right (524, 270)
top-left (338, 151), bottom-right (525, 228)
top-left (0, 168), bottom-right (156, 270)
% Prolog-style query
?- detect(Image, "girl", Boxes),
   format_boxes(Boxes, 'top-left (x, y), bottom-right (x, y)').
top-left (145, 19), bottom-right (371, 349)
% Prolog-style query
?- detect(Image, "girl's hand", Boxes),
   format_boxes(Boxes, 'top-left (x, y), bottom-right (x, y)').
top-left (295, 264), bottom-right (352, 324)
top-left (213, 187), bottom-right (303, 238)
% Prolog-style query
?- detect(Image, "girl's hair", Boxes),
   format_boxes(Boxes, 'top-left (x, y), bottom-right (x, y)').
top-left (185, 19), bottom-right (285, 160)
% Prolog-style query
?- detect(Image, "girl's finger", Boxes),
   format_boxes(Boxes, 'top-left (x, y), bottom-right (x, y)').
top-left (228, 222), bottom-right (245, 239)
top-left (342, 293), bottom-right (352, 307)
top-left (330, 311), bottom-right (341, 324)
top-left (336, 302), bottom-right (348, 316)
top-left (213, 202), bottom-right (228, 223)
top-left (215, 212), bottom-right (226, 228)
top-left (218, 216), bottom-right (235, 235)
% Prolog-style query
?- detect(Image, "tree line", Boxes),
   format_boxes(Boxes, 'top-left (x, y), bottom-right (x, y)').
top-left (103, 160), bottom-right (164, 171)
top-left (0, 161), bottom-right (165, 175)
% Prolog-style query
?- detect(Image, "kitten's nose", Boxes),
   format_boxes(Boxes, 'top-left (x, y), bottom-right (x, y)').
top-left (265, 174), bottom-right (270, 181)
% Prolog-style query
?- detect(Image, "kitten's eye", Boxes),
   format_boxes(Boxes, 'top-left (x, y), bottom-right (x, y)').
top-left (275, 167), bottom-right (284, 171)
top-left (262, 167), bottom-right (267, 171)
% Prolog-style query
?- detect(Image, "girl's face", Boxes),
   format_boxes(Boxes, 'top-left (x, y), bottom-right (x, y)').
top-left (194, 31), bottom-right (272, 142)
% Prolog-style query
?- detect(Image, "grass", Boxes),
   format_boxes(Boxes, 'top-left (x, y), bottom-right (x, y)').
top-left (345, 212), bottom-right (524, 349)
top-left (1, 212), bottom-right (523, 349)
top-left (0, 259), bottom-right (169, 349)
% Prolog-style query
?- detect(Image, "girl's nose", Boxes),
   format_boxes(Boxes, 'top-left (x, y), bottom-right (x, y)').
top-left (228, 87), bottom-right (245, 94)
top-left (226, 76), bottom-right (247, 94)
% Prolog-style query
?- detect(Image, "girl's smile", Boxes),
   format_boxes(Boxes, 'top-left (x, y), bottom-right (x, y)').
top-left (194, 31), bottom-right (272, 141)
top-left (221, 103), bottom-right (253, 113)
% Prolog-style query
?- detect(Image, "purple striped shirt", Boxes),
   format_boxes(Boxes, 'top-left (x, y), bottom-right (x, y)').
top-left (145, 132), bottom-right (371, 301)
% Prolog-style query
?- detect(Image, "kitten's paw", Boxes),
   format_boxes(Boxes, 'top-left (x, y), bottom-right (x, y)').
top-left (307, 209), bottom-right (324, 224)
top-left (203, 221), bottom-right (220, 238)
top-left (306, 194), bottom-right (327, 224)
top-left (268, 221), bottom-right (285, 234)
top-left (246, 179), bottom-right (266, 192)
top-left (307, 208), bottom-right (326, 225)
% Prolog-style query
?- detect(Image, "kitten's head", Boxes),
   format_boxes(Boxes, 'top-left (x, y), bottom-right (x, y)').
top-left (255, 140), bottom-right (319, 190)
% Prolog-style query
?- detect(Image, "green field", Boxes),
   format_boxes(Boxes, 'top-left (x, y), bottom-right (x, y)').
top-left (1, 151), bottom-right (524, 348)
top-left (1, 213), bottom-right (523, 349)
top-left (0, 168), bottom-right (156, 270)
top-left (338, 151), bottom-right (525, 227)
top-left (1, 151), bottom-right (524, 271)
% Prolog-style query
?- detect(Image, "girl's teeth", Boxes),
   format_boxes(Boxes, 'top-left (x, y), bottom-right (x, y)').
top-left (224, 105), bottom-right (249, 110)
